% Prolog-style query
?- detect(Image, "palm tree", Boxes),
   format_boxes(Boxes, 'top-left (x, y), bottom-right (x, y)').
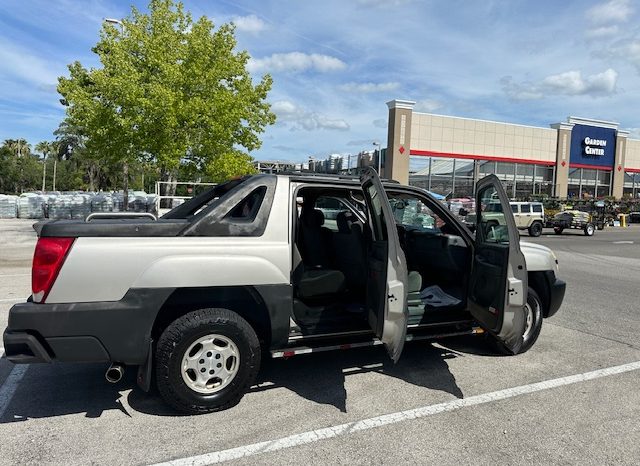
top-left (3, 138), bottom-right (31, 157)
top-left (35, 141), bottom-right (57, 191)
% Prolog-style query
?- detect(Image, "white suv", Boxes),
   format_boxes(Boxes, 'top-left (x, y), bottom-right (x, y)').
top-left (510, 202), bottom-right (545, 237)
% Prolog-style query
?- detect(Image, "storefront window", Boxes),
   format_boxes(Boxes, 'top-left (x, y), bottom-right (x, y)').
top-left (623, 172), bottom-right (640, 198)
top-left (410, 156), bottom-right (555, 199)
top-left (567, 167), bottom-right (611, 199)
top-left (534, 165), bottom-right (554, 196)
top-left (478, 160), bottom-right (495, 176)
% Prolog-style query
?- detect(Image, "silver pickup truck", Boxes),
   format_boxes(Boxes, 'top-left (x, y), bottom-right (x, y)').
top-left (3, 169), bottom-right (565, 414)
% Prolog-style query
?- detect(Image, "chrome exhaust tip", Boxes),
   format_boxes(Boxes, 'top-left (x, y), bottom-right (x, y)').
top-left (105, 363), bottom-right (124, 383)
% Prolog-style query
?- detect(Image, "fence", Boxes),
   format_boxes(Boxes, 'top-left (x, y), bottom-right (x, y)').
top-left (154, 181), bottom-right (216, 214)
top-left (0, 191), bottom-right (158, 220)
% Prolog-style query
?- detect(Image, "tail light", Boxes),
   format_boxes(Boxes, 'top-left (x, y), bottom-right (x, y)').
top-left (32, 237), bottom-right (75, 303)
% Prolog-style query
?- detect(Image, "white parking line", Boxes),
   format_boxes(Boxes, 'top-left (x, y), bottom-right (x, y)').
top-left (152, 360), bottom-right (640, 466)
top-left (0, 273), bottom-right (30, 278)
top-left (0, 297), bottom-right (27, 303)
top-left (0, 364), bottom-right (29, 420)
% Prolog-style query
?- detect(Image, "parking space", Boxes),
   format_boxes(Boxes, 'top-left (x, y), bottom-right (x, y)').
top-left (1, 221), bottom-right (639, 465)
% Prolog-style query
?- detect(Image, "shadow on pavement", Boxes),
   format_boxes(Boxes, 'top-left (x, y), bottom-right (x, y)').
top-left (1, 339), bottom-right (473, 421)
top-left (250, 341), bottom-right (465, 413)
top-left (0, 362), bottom-right (132, 423)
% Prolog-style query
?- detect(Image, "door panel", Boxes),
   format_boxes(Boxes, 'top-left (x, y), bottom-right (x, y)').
top-left (469, 175), bottom-right (527, 353)
top-left (360, 168), bottom-right (408, 362)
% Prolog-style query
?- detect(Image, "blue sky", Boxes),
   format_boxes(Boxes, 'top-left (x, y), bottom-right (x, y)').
top-left (1, 0), bottom-right (640, 163)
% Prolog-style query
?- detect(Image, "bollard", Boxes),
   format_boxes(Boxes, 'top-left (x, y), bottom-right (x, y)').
top-left (618, 213), bottom-right (627, 228)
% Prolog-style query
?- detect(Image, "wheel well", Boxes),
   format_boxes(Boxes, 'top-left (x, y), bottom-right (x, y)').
top-left (151, 286), bottom-right (272, 346)
top-left (528, 271), bottom-right (551, 317)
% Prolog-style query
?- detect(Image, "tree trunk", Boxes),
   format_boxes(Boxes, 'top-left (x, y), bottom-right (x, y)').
top-left (87, 163), bottom-right (96, 192)
top-left (123, 162), bottom-right (129, 211)
top-left (159, 168), bottom-right (177, 208)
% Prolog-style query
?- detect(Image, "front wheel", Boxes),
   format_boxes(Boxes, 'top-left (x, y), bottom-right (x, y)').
top-left (155, 308), bottom-right (261, 414)
top-left (490, 287), bottom-right (543, 355)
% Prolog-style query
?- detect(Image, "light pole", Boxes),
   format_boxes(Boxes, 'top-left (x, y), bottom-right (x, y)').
top-left (104, 18), bottom-right (130, 209)
top-left (104, 17), bottom-right (123, 30)
top-left (373, 141), bottom-right (381, 176)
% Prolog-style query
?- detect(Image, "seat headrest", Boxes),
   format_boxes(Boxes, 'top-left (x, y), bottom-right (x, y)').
top-left (301, 208), bottom-right (325, 227)
top-left (336, 211), bottom-right (356, 233)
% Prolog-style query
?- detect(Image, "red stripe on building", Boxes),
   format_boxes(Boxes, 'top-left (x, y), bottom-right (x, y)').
top-left (625, 167), bottom-right (640, 173)
top-left (568, 163), bottom-right (613, 171)
top-left (409, 149), bottom-right (555, 166)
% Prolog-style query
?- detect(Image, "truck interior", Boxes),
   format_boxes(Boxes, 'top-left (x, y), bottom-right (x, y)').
top-left (290, 184), bottom-right (474, 337)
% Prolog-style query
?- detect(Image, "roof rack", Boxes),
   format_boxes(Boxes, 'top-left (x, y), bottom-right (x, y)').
top-left (278, 171), bottom-right (399, 184)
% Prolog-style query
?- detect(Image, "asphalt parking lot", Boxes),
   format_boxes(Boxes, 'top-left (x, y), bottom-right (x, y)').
top-left (1, 219), bottom-right (639, 465)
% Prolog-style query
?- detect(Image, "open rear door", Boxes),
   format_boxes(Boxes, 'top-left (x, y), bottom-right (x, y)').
top-left (469, 175), bottom-right (528, 353)
top-left (360, 167), bottom-right (409, 362)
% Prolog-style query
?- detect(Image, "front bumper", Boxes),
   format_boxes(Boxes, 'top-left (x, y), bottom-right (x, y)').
top-left (547, 273), bottom-right (566, 317)
top-left (2, 288), bottom-right (173, 365)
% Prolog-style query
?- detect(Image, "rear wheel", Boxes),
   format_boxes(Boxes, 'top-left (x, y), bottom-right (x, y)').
top-left (155, 308), bottom-right (261, 414)
top-left (528, 222), bottom-right (543, 237)
top-left (584, 223), bottom-right (595, 236)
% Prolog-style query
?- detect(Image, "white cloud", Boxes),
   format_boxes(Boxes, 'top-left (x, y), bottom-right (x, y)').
top-left (339, 82), bottom-right (399, 93)
top-left (585, 25), bottom-right (619, 39)
top-left (373, 118), bottom-right (387, 128)
top-left (597, 39), bottom-right (640, 73)
top-left (414, 99), bottom-right (443, 112)
top-left (231, 14), bottom-right (267, 33)
top-left (272, 100), bottom-right (350, 131)
top-left (248, 52), bottom-right (347, 73)
top-left (501, 69), bottom-right (618, 100)
top-left (624, 128), bottom-right (640, 139)
top-left (542, 69), bottom-right (618, 95)
top-left (586, 0), bottom-right (633, 24)
top-left (0, 38), bottom-right (61, 87)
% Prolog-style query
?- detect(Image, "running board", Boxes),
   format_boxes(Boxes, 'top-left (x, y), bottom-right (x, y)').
top-left (271, 327), bottom-right (484, 359)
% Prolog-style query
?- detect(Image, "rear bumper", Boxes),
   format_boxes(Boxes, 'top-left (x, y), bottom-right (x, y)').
top-left (2, 288), bottom-right (173, 365)
top-left (546, 274), bottom-right (566, 318)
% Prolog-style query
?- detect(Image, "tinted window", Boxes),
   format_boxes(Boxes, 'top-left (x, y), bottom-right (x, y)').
top-left (520, 204), bottom-right (531, 213)
top-left (511, 204), bottom-right (518, 213)
top-left (227, 186), bottom-right (267, 221)
top-left (532, 204), bottom-right (543, 213)
top-left (389, 196), bottom-right (440, 231)
top-left (478, 185), bottom-right (509, 244)
top-left (314, 196), bottom-right (350, 231)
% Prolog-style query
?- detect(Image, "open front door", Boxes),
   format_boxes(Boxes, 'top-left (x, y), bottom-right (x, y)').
top-left (469, 175), bottom-right (528, 353)
top-left (360, 167), bottom-right (408, 362)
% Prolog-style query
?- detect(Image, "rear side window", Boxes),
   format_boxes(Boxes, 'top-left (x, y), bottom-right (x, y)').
top-left (227, 186), bottom-right (267, 222)
top-left (520, 204), bottom-right (531, 213)
top-left (532, 204), bottom-right (543, 213)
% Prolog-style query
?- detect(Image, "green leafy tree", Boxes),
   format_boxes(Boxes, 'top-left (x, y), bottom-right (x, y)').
top-left (0, 144), bottom-right (16, 193)
top-left (58, 0), bottom-right (275, 208)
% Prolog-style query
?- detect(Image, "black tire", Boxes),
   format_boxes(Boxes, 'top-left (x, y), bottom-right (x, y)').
top-left (553, 227), bottom-right (563, 235)
top-left (596, 223), bottom-right (605, 231)
top-left (155, 308), bottom-right (261, 414)
top-left (584, 223), bottom-right (595, 236)
top-left (528, 222), bottom-right (543, 237)
top-left (489, 287), bottom-right (543, 355)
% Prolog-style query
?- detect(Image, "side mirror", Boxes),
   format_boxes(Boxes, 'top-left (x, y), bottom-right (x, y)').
top-left (394, 201), bottom-right (406, 210)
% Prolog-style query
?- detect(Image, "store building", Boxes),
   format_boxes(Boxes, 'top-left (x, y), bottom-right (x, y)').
top-left (385, 99), bottom-right (640, 199)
